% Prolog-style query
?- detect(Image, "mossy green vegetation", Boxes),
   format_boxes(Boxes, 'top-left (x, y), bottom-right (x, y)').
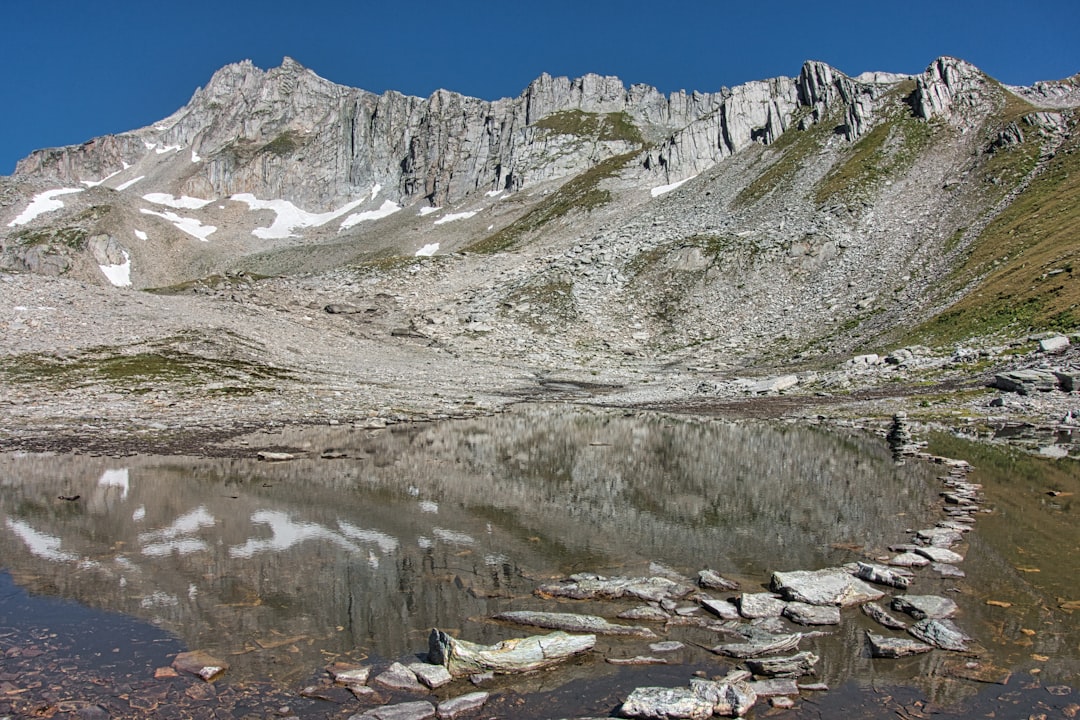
top-left (11, 225), bottom-right (88, 250)
top-left (466, 152), bottom-right (639, 254)
top-left (533, 110), bottom-right (644, 146)
top-left (261, 131), bottom-right (299, 156)
top-left (814, 81), bottom-right (934, 204)
top-left (913, 117), bottom-right (1080, 344)
top-left (1, 345), bottom-right (293, 393)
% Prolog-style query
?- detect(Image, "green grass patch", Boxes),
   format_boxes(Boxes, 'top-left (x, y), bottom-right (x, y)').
top-left (912, 125), bottom-right (1080, 344)
top-left (533, 110), bottom-right (644, 145)
top-left (1, 347), bottom-right (293, 392)
top-left (814, 81), bottom-right (934, 204)
top-left (261, 131), bottom-right (299, 156)
top-left (466, 152), bottom-right (638, 254)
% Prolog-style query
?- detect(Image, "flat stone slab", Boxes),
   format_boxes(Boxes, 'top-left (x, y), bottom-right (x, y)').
top-left (748, 677), bottom-right (800, 698)
top-left (437, 692), bottom-right (490, 720)
top-left (866, 632), bottom-right (934, 658)
top-left (770, 568), bottom-right (884, 607)
top-left (889, 552), bottom-right (931, 568)
top-left (699, 597), bottom-right (740, 620)
top-left (620, 686), bottom-right (714, 719)
top-left (328, 663), bottom-right (371, 685)
top-left (782, 602), bottom-right (841, 626)
top-left (408, 662), bottom-right (453, 689)
top-left (932, 563), bottom-right (966, 578)
top-left (908, 618), bottom-right (971, 651)
top-left (745, 651), bottom-right (819, 678)
top-left (892, 595), bottom-right (959, 620)
top-left (495, 610), bottom-right (656, 637)
top-left (712, 632), bottom-right (802, 659)
top-left (373, 662), bottom-right (426, 692)
top-left (350, 701), bottom-right (436, 720)
top-left (618, 606), bottom-right (671, 622)
top-left (914, 546), bottom-right (964, 564)
top-left (537, 574), bottom-right (694, 603)
top-left (916, 527), bottom-right (964, 547)
top-left (649, 641), bottom-right (685, 653)
top-left (738, 593), bottom-right (788, 618)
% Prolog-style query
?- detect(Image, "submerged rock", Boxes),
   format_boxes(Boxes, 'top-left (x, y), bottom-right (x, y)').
top-left (172, 650), bottom-right (228, 681)
top-left (908, 618), bottom-right (971, 651)
top-left (862, 602), bottom-right (907, 630)
top-left (495, 610), bottom-right (656, 637)
top-left (770, 568), bottom-right (884, 606)
top-left (428, 628), bottom-right (595, 677)
top-left (866, 632), bottom-right (934, 658)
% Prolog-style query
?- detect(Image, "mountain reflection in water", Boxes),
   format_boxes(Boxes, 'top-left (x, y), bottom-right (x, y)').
top-left (0, 406), bottom-right (945, 687)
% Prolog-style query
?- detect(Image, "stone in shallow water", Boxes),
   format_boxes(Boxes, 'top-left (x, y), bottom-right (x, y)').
top-left (932, 563), bottom-right (966, 578)
top-left (698, 569), bottom-right (740, 591)
top-left (862, 602), bottom-right (907, 630)
top-left (619, 686), bottom-right (714, 719)
top-left (328, 662), bottom-right (371, 685)
top-left (699, 597), bottom-right (740, 620)
top-left (689, 678), bottom-right (757, 718)
top-left (172, 650), bottom-right (228, 681)
top-left (748, 677), bottom-right (800, 697)
top-left (782, 602), bottom-right (841, 626)
top-left (619, 605), bottom-right (671, 622)
top-left (536, 574), bottom-right (694, 603)
top-left (914, 546), bottom-right (964, 564)
top-left (892, 595), bottom-right (959, 620)
top-left (649, 641), bottom-right (685, 653)
top-left (889, 552), bottom-right (931, 568)
top-left (854, 561), bottom-right (911, 589)
top-left (738, 592), bottom-right (787, 618)
top-left (350, 701), bottom-right (436, 720)
top-left (745, 651), bottom-right (819, 678)
top-left (770, 568), bottom-right (883, 606)
top-left (436, 692), bottom-right (490, 719)
top-left (373, 662), bottom-right (426, 692)
top-left (866, 631), bottom-right (934, 658)
top-left (908, 618), bottom-right (971, 651)
top-left (408, 662), bottom-right (452, 689)
top-left (712, 632), bottom-right (803, 659)
top-left (495, 610), bottom-right (656, 637)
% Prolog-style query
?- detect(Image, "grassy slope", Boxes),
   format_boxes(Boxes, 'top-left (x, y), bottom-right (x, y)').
top-left (914, 114), bottom-right (1079, 344)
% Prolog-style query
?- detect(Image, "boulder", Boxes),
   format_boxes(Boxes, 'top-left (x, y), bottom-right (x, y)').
top-left (992, 369), bottom-right (1058, 395)
top-left (697, 569), bottom-right (740, 591)
top-left (745, 651), bottom-right (819, 678)
top-left (1039, 335), bottom-right (1070, 353)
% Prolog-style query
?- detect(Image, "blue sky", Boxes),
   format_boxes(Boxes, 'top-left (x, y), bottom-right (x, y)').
top-left (2, 0), bottom-right (1077, 174)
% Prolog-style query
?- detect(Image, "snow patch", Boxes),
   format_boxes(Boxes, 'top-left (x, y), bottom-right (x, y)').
top-left (232, 193), bottom-right (366, 239)
top-left (7, 188), bottom-right (84, 226)
top-left (370, 183), bottom-right (382, 200)
top-left (140, 208), bottom-right (217, 241)
top-left (134, 229), bottom-right (148, 241)
top-left (340, 199), bottom-right (401, 229)
top-left (650, 175), bottom-right (696, 197)
top-left (142, 193), bottom-right (212, 210)
top-left (81, 169), bottom-right (122, 187)
top-left (115, 175), bottom-right (145, 191)
top-left (485, 189), bottom-right (505, 198)
top-left (418, 206), bottom-right (442, 217)
top-left (433, 210), bottom-right (478, 225)
top-left (143, 140), bottom-right (157, 150)
top-left (155, 144), bottom-right (181, 154)
top-left (99, 250), bottom-right (132, 287)
top-left (191, 149), bottom-right (201, 163)
top-left (415, 243), bottom-right (439, 257)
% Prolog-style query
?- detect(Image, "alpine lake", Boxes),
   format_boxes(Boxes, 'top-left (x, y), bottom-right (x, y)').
top-left (1, 404), bottom-right (1077, 719)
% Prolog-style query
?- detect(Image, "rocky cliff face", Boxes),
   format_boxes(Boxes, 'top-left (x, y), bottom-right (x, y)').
top-left (9, 57), bottom-right (902, 211)
top-left (1, 56), bottom-right (1077, 370)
